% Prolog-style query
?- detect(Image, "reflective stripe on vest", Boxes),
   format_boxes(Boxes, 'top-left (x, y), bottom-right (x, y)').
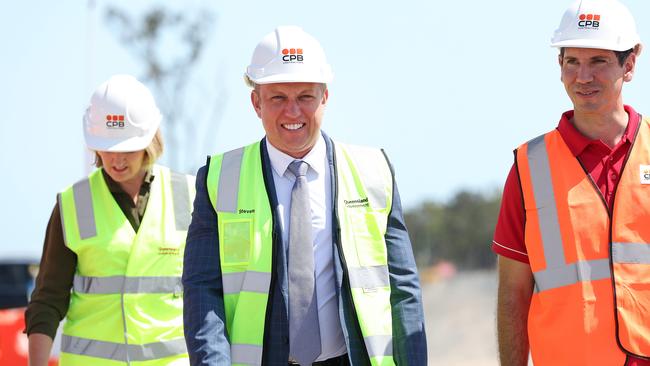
top-left (73, 275), bottom-right (183, 295)
top-left (207, 140), bottom-right (396, 365)
top-left (171, 171), bottom-right (193, 231)
top-left (58, 165), bottom-right (193, 365)
top-left (526, 135), bottom-right (613, 293)
top-left (612, 242), bottom-right (650, 264)
top-left (365, 335), bottom-right (393, 358)
top-left (348, 266), bottom-right (390, 290)
top-left (231, 344), bottom-right (264, 365)
top-left (216, 147), bottom-right (245, 213)
top-left (222, 271), bottom-right (272, 295)
top-left (72, 178), bottom-right (97, 240)
top-left (61, 334), bottom-right (187, 362)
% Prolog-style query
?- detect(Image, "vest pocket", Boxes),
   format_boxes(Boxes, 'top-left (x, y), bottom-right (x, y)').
top-left (347, 211), bottom-right (388, 267)
top-left (220, 219), bottom-right (252, 265)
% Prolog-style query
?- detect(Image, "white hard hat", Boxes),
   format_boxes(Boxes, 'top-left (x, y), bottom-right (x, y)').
top-left (245, 25), bottom-right (333, 85)
top-left (83, 74), bottom-right (162, 152)
top-left (551, 0), bottom-right (640, 51)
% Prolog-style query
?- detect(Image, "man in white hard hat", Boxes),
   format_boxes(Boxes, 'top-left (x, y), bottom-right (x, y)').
top-left (493, 0), bottom-right (650, 365)
top-left (182, 26), bottom-right (427, 365)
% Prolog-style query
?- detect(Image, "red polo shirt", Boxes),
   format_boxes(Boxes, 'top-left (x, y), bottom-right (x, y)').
top-left (493, 105), bottom-right (648, 366)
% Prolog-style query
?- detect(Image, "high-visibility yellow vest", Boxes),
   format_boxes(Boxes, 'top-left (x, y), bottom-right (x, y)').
top-left (517, 117), bottom-right (650, 365)
top-left (58, 165), bottom-right (195, 366)
top-left (206, 140), bottom-right (396, 366)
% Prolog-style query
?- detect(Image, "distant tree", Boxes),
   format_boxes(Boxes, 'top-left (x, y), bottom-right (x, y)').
top-left (405, 189), bottom-right (501, 269)
top-left (104, 5), bottom-right (224, 172)
top-left (404, 201), bottom-right (445, 267)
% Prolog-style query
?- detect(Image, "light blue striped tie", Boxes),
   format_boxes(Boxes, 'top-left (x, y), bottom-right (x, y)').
top-left (287, 160), bottom-right (321, 365)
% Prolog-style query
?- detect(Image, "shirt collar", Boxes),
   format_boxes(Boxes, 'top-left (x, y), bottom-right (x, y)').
top-left (556, 105), bottom-right (640, 157)
top-left (266, 135), bottom-right (326, 178)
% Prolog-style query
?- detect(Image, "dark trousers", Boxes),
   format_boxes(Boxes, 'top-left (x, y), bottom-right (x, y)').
top-left (288, 353), bottom-right (350, 366)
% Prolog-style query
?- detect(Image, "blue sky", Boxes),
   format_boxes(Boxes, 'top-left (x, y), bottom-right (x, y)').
top-left (2, 0), bottom-right (650, 258)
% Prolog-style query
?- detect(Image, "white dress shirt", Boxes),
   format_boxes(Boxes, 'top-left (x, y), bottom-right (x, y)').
top-left (265, 136), bottom-right (347, 361)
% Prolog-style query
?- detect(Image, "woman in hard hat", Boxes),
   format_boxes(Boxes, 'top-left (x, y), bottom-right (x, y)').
top-left (25, 74), bottom-right (194, 366)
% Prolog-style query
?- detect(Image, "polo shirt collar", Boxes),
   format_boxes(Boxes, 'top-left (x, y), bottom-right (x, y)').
top-left (265, 134), bottom-right (326, 178)
top-left (557, 105), bottom-right (640, 157)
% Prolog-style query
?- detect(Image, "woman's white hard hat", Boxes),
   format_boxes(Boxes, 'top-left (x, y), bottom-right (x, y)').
top-left (83, 74), bottom-right (162, 152)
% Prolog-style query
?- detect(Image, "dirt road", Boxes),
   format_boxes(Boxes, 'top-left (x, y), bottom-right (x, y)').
top-left (422, 270), bottom-right (499, 366)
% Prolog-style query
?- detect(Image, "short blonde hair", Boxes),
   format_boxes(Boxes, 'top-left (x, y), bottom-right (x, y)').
top-left (94, 129), bottom-right (164, 168)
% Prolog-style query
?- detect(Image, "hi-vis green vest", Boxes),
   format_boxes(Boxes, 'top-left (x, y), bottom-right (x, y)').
top-left (58, 165), bottom-right (195, 366)
top-left (206, 140), bottom-right (396, 366)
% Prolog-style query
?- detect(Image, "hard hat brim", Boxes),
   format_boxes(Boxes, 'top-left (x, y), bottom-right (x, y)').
top-left (251, 71), bottom-right (333, 85)
top-left (550, 38), bottom-right (640, 52)
top-left (84, 120), bottom-right (160, 152)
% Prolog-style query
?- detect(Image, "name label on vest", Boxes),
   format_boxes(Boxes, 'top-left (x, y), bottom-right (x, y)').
top-left (344, 197), bottom-right (369, 208)
top-left (238, 208), bottom-right (256, 214)
top-left (158, 247), bottom-right (180, 256)
top-left (640, 165), bottom-right (650, 184)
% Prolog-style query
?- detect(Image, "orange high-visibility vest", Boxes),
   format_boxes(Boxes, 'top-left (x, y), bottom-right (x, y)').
top-left (516, 117), bottom-right (650, 365)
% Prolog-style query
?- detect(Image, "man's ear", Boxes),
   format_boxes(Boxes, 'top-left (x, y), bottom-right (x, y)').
top-left (623, 52), bottom-right (637, 82)
top-left (251, 90), bottom-right (262, 118)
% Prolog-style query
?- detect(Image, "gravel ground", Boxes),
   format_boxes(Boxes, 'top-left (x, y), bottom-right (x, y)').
top-left (422, 269), bottom-right (500, 366)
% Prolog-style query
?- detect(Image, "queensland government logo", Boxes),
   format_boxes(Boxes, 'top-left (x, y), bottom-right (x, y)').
top-left (344, 197), bottom-right (369, 208)
top-left (578, 13), bottom-right (600, 29)
top-left (158, 247), bottom-right (180, 256)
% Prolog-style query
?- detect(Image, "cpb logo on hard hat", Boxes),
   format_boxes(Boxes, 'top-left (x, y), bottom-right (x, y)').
top-left (578, 14), bottom-right (600, 29)
top-left (282, 48), bottom-right (303, 63)
top-left (106, 114), bottom-right (125, 129)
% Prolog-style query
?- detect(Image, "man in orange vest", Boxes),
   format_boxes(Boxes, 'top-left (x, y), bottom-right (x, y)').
top-left (493, 0), bottom-right (650, 365)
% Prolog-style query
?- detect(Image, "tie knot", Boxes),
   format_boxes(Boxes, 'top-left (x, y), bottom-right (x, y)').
top-left (287, 160), bottom-right (309, 178)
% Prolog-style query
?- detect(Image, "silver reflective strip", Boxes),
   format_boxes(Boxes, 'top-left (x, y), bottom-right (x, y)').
top-left (526, 135), bottom-right (614, 293)
top-left (231, 343), bottom-right (263, 365)
top-left (364, 334), bottom-right (393, 357)
top-left (217, 148), bottom-right (245, 213)
top-left (612, 242), bottom-right (650, 264)
top-left (222, 271), bottom-right (271, 295)
top-left (57, 193), bottom-right (69, 246)
top-left (171, 172), bottom-right (191, 231)
top-left (73, 275), bottom-right (182, 294)
top-left (527, 135), bottom-right (565, 269)
top-left (348, 265), bottom-right (390, 290)
top-left (72, 178), bottom-right (97, 240)
top-left (61, 334), bottom-right (187, 361)
top-left (533, 258), bottom-right (611, 292)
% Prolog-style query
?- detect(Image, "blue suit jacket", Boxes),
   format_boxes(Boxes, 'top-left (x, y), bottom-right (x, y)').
top-left (182, 134), bottom-right (427, 365)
